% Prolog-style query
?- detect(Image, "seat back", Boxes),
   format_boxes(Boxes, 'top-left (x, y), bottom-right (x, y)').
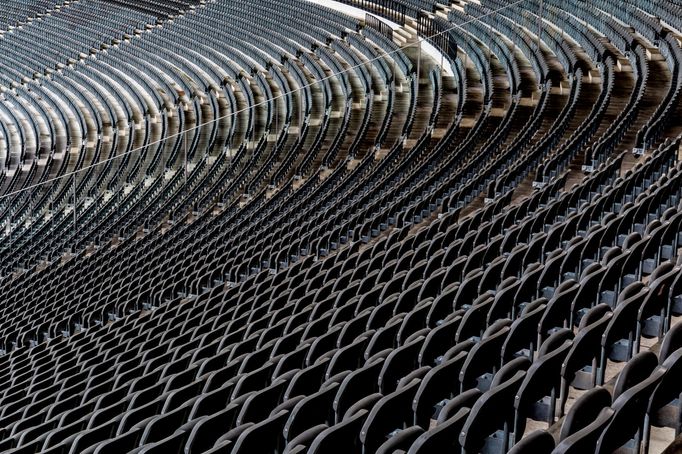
top-left (307, 408), bottom-right (368, 454)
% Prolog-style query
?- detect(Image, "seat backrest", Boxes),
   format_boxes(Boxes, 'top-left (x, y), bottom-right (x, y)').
top-left (378, 336), bottom-right (424, 394)
top-left (537, 328), bottom-right (573, 357)
top-left (436, 388), bottom-right (482, 425)
top-left (562, 306), bottom-right (612, 384)
top-left (649, 348), bottom-right (682, 415)
top-left (407, 408), bottom-right (470, 454)
top-left (455, 294), bottom-right (494, 342)
top-left (489, 277), bottom-right (520, 320)
top-left (184, 397), bottom-right (248, 453)
top-left (501, 300), bottom-right (546, 362)
top-left (559, 387), bottom-right (612, 441)
top-left (328, 334), bottom-right (371, 376)
top-left (283, 382), bottom-right (339, 442)
top-left (283, 424), bottom-right (328, 454)
top-left (360, 378), bottom-right (421, 453)
top-left (596, 366), bottom-right (666, 453)
top-left (553, 407), bottom-right (614, 454)
top-left (638, 263), bottom-right (679, 323)
top-left (418, 315), bottom-right (462, 366)
top-left (69, 419), bottom-right (119, 454)
top-left (507, 430), bottom-right (554, 454)
top-left (490, 357), bottom-right (532, 389)
top-left (413, 351), bottom-right (467, 428)
top-left (659, 322), bottom-right (682, 363)
top-left (139, 404), bottom-right (189, 445)
top-left (284, 357), bottom-right (330, 400)
top-left (307, 408), bottom-right (368, 454)
top-left (458, 370), bottom-right (526, 453)
top-left (375, 426), bottom-right (424, 454)
top-left (137, 431), bottom-right (188, 454)
top-left (538, 280), bottom-right (579, 340)
top-left (515, 330), bottom-right (572, 411)
top-left (612, 350), bottom-right (658, 400)
top-left (236, 378), bottom-right (288, 425)
top-left (601, 284), bottom-right (648, 368)
top-left (333, 357), bottom-right (384, 423)
top-left (91, 428), bottom-right (142, 454)
top-left (230, 410), bottom-right (290, 454)
top-left (459, 324), bottom-right (510, 391)
top-left (189, 381), bottom-right (235, 419)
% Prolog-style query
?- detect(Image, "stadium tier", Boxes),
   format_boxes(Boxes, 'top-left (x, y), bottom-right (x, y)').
top-left (0, 0), bottom-right (680, 452)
